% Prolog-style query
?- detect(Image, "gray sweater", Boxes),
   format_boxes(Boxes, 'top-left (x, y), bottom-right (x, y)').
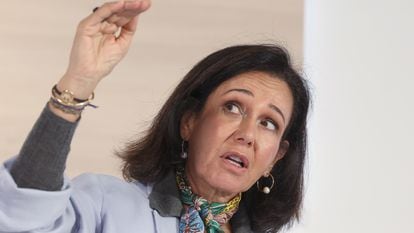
top-left (10, 104), bottom-right (79, 190)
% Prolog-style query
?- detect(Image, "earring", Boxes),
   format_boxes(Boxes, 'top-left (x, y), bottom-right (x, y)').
top-left (256, 173), bottom-right (275, 194)
top-left (180, 140), bottom-right (188, 159)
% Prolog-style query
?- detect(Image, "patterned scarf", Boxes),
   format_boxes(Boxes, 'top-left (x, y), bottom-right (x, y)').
top-left (176, 166), bottom-right (241, 233)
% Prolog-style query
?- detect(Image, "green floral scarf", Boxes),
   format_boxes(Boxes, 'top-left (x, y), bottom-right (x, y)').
top-left (176, 166), bottom-right (241, 233)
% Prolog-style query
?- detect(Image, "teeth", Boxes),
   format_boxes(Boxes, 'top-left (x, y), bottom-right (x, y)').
top-left (228, 160), bottom-right (242, 167)
top-left (229, 155), bottom-right (242, 163)
top-left (226, 155), bottom-right (244, 168)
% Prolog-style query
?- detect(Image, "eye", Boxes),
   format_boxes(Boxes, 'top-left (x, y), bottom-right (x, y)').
top-left (260, 119), bottom-right (278, 131)
top-left (224, 102), bottom-right (242, 115)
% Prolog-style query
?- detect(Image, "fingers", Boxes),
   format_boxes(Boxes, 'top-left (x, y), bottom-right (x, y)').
top-left (89, 0), bottom-right (149, 27)
top-left (117, 16), bottom-right (139, 43)
top-left (116, 1), bottom-right (150, 41)
top-left (122, 15), bottom-right (139, 34)
top-left (105, 1), bottom-right (150, 28)
top-left (77, 0), bottom-right (150, 38)
top-left (87, 1), bottom-right (125, 27)
top-left (101, 22), bottom-right (119, 35)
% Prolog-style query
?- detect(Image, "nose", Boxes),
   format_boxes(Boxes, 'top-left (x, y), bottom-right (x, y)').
top-left (233, 117), bottom-right (256, 147)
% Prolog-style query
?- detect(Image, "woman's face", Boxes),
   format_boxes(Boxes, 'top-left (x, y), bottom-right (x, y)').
top-left (181, 71), bottom-right (293, 202)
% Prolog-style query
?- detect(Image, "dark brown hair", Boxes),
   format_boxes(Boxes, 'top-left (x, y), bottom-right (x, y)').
top-left (118, 44), bottom-right (310, 232)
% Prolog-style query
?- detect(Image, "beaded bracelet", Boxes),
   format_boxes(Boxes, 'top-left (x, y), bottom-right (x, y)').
top-left (50, 85), bottom-right (98, 115)
top-left (49, 97), bottom-right (83, 115)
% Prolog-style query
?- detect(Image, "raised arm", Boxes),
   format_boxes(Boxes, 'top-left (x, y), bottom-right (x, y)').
top-left (54, 0), bottom-right (151, 122)
top-left (9, 0), bottom-right (151, 190)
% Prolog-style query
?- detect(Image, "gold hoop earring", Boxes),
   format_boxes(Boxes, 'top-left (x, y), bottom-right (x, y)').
top-left (256, 173), bottom-right (275, 194)
top-left (180, 140), bottom-right (188, 159)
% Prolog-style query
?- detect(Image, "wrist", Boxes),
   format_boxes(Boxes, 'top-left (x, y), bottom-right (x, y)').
top-left (58, 73), bottom-right (99, 100)
top-left (48, 80), bottom-right (99, 122)
top-left (48, 101), bottom-right (80, 123)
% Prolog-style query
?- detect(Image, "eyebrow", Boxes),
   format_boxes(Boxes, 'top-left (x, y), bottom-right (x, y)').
top-left (223, 88), bottom-right (286, 123)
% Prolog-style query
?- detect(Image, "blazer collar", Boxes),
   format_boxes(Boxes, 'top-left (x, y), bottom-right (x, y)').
top-left (148, 169), bottom-right (253, 233)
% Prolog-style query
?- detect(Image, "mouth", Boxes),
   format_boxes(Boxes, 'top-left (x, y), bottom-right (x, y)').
top-left (221, 152), bottom-right (249, 169)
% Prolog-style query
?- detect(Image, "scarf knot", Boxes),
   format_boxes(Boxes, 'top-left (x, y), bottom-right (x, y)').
top-left (176, 166), bottom-right (241, 233)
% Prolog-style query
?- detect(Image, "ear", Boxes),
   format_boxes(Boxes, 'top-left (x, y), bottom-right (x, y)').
top-left (180, 111), bottom-right (196, 141)
top-left (264, 140), bottom-right (290, 175)
top-left (275, 140), bottom-right (289, 162)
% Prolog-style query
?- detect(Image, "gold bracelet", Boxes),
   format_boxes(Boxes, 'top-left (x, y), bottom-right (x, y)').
top-left (51, 85), bottom-right (94, 108)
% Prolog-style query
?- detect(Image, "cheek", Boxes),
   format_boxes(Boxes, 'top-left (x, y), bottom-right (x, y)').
top-left (188, 114), bottom-right (225, 154)
top-left (192, 110), bottom-right (237, 140)
top-left (256, 138), bottom-right (281, 166)
top-left (187, 111), bottom-right (240, 163)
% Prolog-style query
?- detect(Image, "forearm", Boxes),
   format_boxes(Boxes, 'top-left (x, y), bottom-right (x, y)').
top-left (9, 103), bottom-right (79, 191)
top-left (8, 0), bottom-right (149, 192)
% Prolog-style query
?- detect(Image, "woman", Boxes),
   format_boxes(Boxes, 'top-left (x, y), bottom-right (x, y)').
top-left (0, 1), bottom-right (310, 233)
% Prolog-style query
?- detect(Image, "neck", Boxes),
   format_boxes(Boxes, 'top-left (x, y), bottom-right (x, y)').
top-left (185, 166), bottom-right (238, 203)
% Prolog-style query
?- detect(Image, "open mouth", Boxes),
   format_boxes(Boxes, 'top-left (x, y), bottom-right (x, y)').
top-left (222, 153), bottom-right (249, 169)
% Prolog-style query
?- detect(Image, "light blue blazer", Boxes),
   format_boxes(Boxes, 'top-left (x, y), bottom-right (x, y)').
top-left (0, 159), bottom-right (178, 233)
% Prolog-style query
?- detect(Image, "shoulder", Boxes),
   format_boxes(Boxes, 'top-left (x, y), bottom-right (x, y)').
top-left (71, 173), bottom-right (155, 224)
top-left (71, 174), bottom-right (179, 231)
top-left (72, 173), bottom-right (151, 199)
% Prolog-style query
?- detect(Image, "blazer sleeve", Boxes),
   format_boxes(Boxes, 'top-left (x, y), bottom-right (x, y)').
top-left (0, 159), bottom-right (104, 232)
top-left (0, 103), bottom-right (102, 232)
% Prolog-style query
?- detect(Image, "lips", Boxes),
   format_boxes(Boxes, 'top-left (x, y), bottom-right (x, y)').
top-left (221, 152), bottom-right (249, 169)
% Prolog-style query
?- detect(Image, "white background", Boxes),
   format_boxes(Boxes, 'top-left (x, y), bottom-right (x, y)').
top-left (289, 0), bottom-right (414, 232)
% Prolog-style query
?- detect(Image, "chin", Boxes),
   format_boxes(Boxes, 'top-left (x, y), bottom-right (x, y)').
top-left (207, 175), bottom-right (250, 196)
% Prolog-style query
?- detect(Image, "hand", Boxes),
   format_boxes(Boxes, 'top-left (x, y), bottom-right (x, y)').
top-left (58, 0), bottom-right (151, 99)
